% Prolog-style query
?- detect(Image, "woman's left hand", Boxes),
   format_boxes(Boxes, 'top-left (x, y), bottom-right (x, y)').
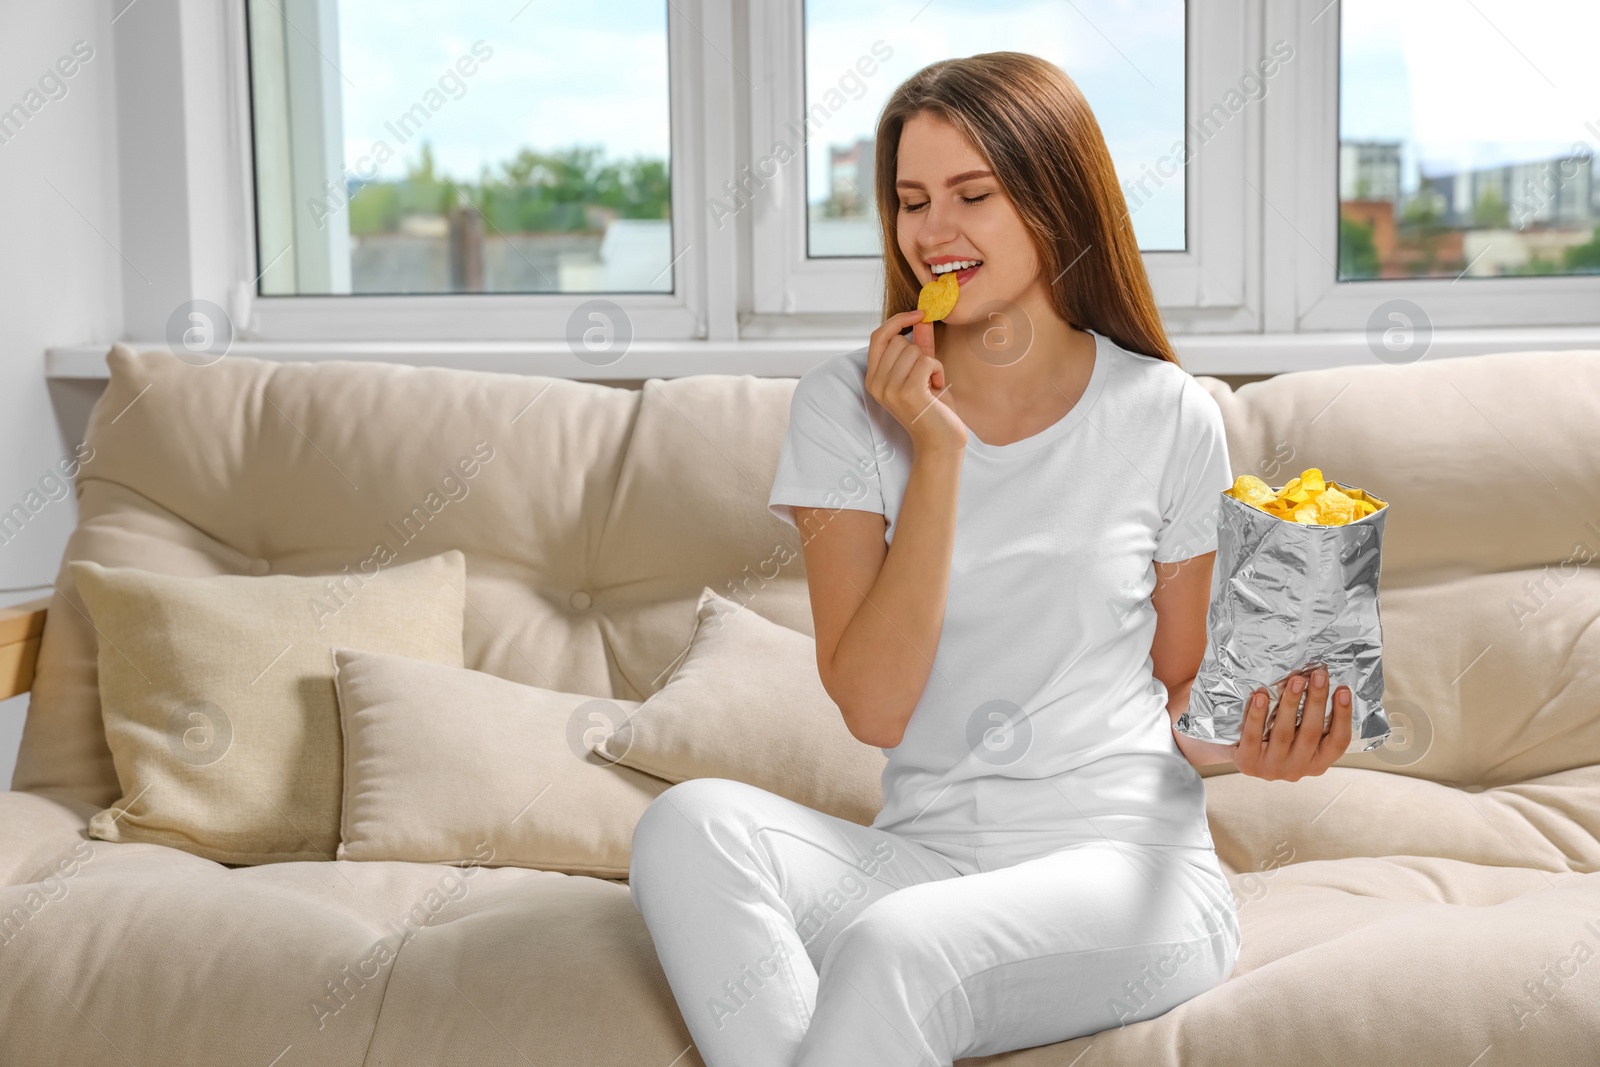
top-left (1229, 666), bottom-right (1352, 781)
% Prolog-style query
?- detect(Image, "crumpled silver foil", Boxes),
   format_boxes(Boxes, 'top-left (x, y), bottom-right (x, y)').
top-left (1174, 485), bottom-right (1392, 751)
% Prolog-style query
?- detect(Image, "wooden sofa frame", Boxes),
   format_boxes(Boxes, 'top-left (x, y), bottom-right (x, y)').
top-left (1, 598), bottom-right (48, 703)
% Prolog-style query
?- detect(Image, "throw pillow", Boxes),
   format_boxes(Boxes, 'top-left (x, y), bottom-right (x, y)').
top-left (591, 587), bottom-right (886, 824)
top-left (71, 550), bottom-right (467, 865)
top-left (332, 646), bottom-right (666, 875)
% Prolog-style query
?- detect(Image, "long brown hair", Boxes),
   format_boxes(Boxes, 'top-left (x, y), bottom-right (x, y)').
top-left (874, 51), bottom-right (1180, 367)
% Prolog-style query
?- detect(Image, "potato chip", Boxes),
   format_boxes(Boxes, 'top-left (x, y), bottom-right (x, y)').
top-left (1329, 481), bottom-right (1381, 516)
top-left (1225, 475), bottom-right (1275, 506)
top-left (1227, 467), bottom-right (1385, 527)
top-left (917, 272), bottom-right (960, 322)
top-left (1313, 486), bottom-right (1359, 525)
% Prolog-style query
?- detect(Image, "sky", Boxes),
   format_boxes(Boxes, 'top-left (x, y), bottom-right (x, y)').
top-left (1341, 0), bottom-right (1600, 190)
top-left (801, 0), bottom-right (1187, 249)
top-left (334, 0), bottom-right (672, 180)
top-left (323, 1), bottom-right (1600, 239)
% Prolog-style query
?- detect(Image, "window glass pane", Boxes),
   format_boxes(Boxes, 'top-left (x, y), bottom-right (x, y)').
top-left (801, 0), bottom-right (1186, 258)
top-left (1339, 0), bottom-right (1600, 281)
top-left (247, 0), bottom-right (672, 296)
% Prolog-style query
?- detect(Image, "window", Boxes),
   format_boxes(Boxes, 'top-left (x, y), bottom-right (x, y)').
top-left (246, 0), bottom-right (673, 297)
top-left (752, 0), bottom-right (1248, 321)
top-left (801, 0), bottom-right (1186, 259)
top-left (1338, 0), bottom-right (1600, 282)
top-left (118, 0), bottom-right (1592, 364)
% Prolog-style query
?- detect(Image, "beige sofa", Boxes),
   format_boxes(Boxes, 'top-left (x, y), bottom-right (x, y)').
top-left (3, 341), bottom-right (1599, 1066)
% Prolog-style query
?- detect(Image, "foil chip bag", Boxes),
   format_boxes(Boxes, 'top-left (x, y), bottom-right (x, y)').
top-left (1175, 469), bottom-right (1393, 751)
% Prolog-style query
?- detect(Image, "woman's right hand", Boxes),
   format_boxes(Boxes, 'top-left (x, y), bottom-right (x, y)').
top-left (865, 310), bottom-right (968, 455)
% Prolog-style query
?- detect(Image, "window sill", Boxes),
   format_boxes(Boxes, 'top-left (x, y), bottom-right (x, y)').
top-left (44, 325), bottom-right (1600, 382)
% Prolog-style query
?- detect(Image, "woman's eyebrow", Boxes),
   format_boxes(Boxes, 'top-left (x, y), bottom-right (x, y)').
top-left (895, 169), bottom-right (994, 190)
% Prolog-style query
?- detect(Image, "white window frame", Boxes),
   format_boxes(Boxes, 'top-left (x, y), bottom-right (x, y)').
top-left (85, 0), bottom-right (1600, 375)
top-left (216, 0), bottom-right (715, 342)
top-left (246, 0), bottom-right (351, 296)
top-left (1262, 1), bottom-right (1600, 332)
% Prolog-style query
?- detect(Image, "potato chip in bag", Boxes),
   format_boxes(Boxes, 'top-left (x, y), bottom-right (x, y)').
top-left (1176, 467), bottom-right (1393, 750)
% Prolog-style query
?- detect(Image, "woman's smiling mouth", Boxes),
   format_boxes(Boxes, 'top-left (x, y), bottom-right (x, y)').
top-left (928, 258), bottom-right (983, 286)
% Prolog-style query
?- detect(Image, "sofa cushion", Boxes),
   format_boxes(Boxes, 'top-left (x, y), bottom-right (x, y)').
top-left (332, 646), bottom-right (666, 876)
top-left (1054, 853), bottom-right (1600, 1065)
top-left (1198, 348), bottom-right (1600, 584)
top-left (70, 551), bottom-right (467, 865)
top-left (1, 834), bottom-right (1595, 1066)
top-left (0, 842), bottom-right (696, 1067)
top-left (15, 348), bottom-right (811, 812)
top-left (0, 789), bottom-right (96, 888)
top-left (593, 587), bottom-right (886, 825)
top-left (1329, 568), bottom-right (1600, 787)
top-left (1204, 763), bottom-right (1600, 879)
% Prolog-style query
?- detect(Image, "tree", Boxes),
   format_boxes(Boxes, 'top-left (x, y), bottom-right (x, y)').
top-left (348, 181), bottom-right (400, 234)
top-left (1397, 190), bottom-right (1451, 276)
top-left (344, 141), bottom-right (671, 236)
top-left (1473, 186), bottom-right (1509, 229)
top-left (400, 142), bottom-right (454, 217)
top-left (1563, 226), bottom-right (1600, 273)
top-left (475, 145), bottom-right (670, 233)
top-left (1339, 215), bottom-right (1380, 279)
top-left (1519, 252), bottom-right (1560, 276)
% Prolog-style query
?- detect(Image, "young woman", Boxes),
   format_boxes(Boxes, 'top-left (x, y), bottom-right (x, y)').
top-left (628, 51), bottom-right (1353, 1067)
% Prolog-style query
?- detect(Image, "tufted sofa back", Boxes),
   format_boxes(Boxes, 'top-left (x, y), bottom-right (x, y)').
top-left (17, 346), bottom-right (813, 807)
top-left (14, 343), bottom-right (1600, 809)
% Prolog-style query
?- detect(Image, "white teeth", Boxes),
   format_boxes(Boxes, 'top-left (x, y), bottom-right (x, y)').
top-left (930, 259), bottom-right (981, 274)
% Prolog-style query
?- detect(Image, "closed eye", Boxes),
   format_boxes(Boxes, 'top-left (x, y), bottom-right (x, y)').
top-left (901, 193), bottom-right (991, 213)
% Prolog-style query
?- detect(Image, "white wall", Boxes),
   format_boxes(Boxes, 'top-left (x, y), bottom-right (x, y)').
top-left (0, 3), bottom-right (123, 787)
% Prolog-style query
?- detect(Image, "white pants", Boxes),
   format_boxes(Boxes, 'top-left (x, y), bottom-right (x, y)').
top-left (628, 777), bottom-right (1241, 1067)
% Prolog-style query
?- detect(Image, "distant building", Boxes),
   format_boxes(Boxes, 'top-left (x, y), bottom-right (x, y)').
top-left (1341, 198), bottom-right (1466, 278)
top-left (829, 138), bottom-right (876, 214)
top-left (1422, 150), bottom-right (1597, 230)
top-left (1339, 141), bottom-right (1402, 202)
top-left (1340, 199), bottom-right (1398, 267)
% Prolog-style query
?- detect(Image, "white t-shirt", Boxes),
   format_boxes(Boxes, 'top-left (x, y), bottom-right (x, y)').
top-left (766, 327), bottom-right (1235, 852)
